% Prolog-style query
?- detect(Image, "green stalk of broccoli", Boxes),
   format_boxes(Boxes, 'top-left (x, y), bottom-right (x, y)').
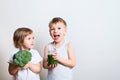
top-left (13, 50), bottom-right (32, 67)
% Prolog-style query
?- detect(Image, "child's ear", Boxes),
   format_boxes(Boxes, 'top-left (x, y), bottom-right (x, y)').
top-left (65, 29), bottom-right (67, 34)
top-left (64, 28), bottom-right (67, 36)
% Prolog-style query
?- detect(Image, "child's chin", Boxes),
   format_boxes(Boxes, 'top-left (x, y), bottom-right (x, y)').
top-left (54, 39), bottom-right (59, 42)
top-left (29, 46), bottom-right (34, 49)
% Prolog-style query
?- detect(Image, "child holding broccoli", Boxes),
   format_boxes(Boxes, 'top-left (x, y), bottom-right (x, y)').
top-left (43, 17), bottom-right (76, 80)
top-left (8, 27), bottom-right (42, 80)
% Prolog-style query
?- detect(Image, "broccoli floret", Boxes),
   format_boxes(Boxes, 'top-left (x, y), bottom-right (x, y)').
top-left (13, 50), bottom-right (32, 67)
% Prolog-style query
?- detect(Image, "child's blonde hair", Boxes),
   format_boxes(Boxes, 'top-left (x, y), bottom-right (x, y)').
top-left (13, 27), bottom-right (33, 48)
top-left (49, 17), bottom-right (67, 27)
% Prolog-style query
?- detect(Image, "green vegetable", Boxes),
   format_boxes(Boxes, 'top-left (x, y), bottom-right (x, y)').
top-left (13, 50), bottom-right (32, 66)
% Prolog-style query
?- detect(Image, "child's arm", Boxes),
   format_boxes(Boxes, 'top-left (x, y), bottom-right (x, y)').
top-left (28, 62), bottom-right (42, 73)
top-left (53, 42), bottom-right (76, 68)
top-left (43, 45), bottom-right (50, 69)
top-left (8, 63), bottom-right (20, 76)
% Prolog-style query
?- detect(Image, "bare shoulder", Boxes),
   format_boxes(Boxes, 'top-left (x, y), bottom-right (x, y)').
top-left (44, 44), bottom-right (49, 50)
top-left (44, 44), bottom-right (49, 56)
top-left (68, 41), bottom-right (74, 48)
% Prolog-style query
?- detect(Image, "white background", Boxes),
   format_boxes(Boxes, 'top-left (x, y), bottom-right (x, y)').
top-left (0, 0), bottom-right (120, 80)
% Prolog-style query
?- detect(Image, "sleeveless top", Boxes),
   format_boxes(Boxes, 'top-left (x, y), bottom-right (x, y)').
top-left (47, 40), bottom-right (73, 80)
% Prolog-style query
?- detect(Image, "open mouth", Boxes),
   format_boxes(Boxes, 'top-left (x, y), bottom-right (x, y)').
top-left (54, 34), bottom-right (60, 40)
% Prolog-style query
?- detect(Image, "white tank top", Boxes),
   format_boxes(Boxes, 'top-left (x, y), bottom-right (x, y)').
top-left (47, 40), bottom-right (73, 80)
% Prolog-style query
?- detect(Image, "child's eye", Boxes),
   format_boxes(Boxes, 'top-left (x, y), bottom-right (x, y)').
top-left (58, 27), bottom-right (61, 30)
top-left (50, 28), bottom-right (55, 30)
top-left (28, 38), bottom-right (31, 40)
top-left (32, 37), bottom-right (34, 40)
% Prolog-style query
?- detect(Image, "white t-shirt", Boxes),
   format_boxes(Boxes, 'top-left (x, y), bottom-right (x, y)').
top-left (8, 49), bottom-right (43, 80)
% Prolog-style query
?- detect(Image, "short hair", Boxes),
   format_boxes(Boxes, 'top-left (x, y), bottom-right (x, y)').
top-left (13, 27), bottom-right (33, 48)
top-left (49, 17), bottom-right (67, 27)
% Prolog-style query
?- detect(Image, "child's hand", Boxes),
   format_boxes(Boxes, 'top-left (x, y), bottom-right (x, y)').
top-left (48, 64), bottom-right (57, 69)
top-left (52, 52), bottom-right (60, 61)
top-left (21, 62), bottom-right (31, 69)
top-left (46, 60), bottom-right (57, 69)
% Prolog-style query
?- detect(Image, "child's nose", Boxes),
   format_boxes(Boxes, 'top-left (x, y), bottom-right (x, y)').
top-left (54, 29), bottom-right (58, 32)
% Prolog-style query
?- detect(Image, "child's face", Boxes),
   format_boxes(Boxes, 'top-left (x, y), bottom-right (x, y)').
top-left (22, 33), bottom-right (35, 50)
top-left (49, 22), bottom-right (67, 43)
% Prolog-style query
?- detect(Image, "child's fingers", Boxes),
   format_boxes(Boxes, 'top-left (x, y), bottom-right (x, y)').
top-left (48, 64), bottom-right (57, 69)
top-left (52, 53), bottom-right (57, 56)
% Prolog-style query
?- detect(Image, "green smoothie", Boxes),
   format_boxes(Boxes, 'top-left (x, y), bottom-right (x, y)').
top-left (48, 54), bottom-right (57, 65)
